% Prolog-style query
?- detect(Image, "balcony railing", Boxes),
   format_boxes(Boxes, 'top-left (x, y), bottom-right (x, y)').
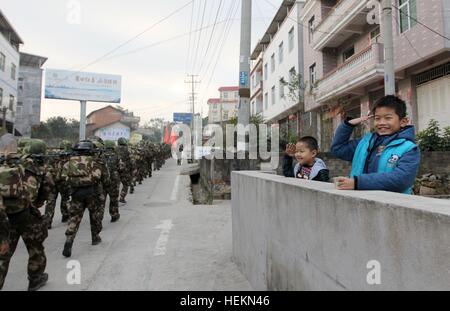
top-left (307, 43), bottom-right (384, 108)
top-left (312, 0), bottom-right (369, 50)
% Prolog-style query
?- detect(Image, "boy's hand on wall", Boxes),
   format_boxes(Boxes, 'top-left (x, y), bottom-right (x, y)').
top-left (336, 177), bottom-right (355, 190)
top-left (0, 240), bottom-right (9, 256)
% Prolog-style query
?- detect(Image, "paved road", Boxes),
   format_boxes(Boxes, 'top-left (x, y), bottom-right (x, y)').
top-left (2, 159), bottom-right (252, 291)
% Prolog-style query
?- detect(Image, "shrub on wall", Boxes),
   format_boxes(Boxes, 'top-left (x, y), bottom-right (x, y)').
top-left (416, 119), bottom-right (450, 152)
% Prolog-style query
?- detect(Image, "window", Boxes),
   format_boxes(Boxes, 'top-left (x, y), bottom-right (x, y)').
top-left (308, 16), bottom-right (315, 43)
top-left (9, 95), bottom-right (14, 110)
top-left (288, 27), bottom-right (295, 52)
top-left (264, 92), bottom-right (269, 110)
top-left (0, 53), bottom-right (5, 71)
top-left (264, 63), bottom-right (268, 80)
top-left (223, 111), bottom-right (229, 120)
top-left (11, 63), bottom-right (16, 80)
top-left (309, 63), bottom-right (316, 86)
top-left (223, 92), bottom-right (228, 100)
top-left (278, 42), bottom-right (284, 64)
top-left (343, 46), bottom-right (355, 62)
top-left (370, 27), bottom-right (381, 43)
top-left (271, 86), bottom-right (276, 106)
top-left (0, 88), bottom-right (2, 106)
top-left (279, 79), bottom-right (285, 99)
top-left (398, 0), bottom-right (417, 33)
top-left (271, 54), bottom-right (275, 72)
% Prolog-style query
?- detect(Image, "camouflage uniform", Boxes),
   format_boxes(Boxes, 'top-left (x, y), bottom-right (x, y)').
top-left (61, 141), bottom-right (109, 257)
top-left (0, 148), bottom-right (54, 291)
top-left (117, 138), bottom-right (132, 203)
top-left (0, 195), bottom-right (8, 289)
top-left (103, 146), bottom-right (120, 221)
top-left (44, 155), bottom-right (70, 228)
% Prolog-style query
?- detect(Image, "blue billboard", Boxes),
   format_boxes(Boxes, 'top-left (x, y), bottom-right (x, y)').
top-left (173, 113), bottom-right (193, 124)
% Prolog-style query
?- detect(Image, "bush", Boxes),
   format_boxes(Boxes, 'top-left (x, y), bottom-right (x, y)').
top-left (416, 119), bottom-right (450, 151)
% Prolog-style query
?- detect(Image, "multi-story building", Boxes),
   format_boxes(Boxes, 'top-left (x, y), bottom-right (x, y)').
top-left (0, 9), bottom-right (23, 134)
top-left (16, 52), bottom-right (47, 137)
top-left (301, 0), bottom-right (450, 150)
top-left (207, 86), bottom-right (240, 124)
top-left (250, 0), bottom-right (317, 140)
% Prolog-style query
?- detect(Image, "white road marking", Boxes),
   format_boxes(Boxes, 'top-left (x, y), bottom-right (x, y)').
top-left (170, 175), bottom-right (180, 201)
top-left (153, 219), bottom-right (174, 256)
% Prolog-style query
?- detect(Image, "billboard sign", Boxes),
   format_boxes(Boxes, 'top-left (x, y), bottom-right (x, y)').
top-left (97, 127), bottom-right (130, 142)
top-left (173, 113), bottom-right (192, 124)
top-left (45, 69), bottom-right (122, 103)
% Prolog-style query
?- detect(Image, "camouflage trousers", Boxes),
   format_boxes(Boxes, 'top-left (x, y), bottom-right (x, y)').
top-left (44, 186), bottom-right (70, 226)
top-left (105, 176), bottom-right (120, 217)
top-left (65, 188), bottom-right (102, 243)
top-left (119, 173), bottom-right (131, 200)
top-left (0, 208), bottom-right (48, 290)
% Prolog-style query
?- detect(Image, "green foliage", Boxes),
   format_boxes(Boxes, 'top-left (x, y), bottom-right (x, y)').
top-left (31, 117), bottom-right (79, 143)
top-left (416, 119), bottom-right (450, 151)
top-left (280, 68), bottom-right (305, 105)
top-left (143, 118), bottom-right (165, 143)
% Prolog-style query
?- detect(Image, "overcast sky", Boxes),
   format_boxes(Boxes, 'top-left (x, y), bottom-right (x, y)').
top-left (1, 0), bottom-right (282, 124)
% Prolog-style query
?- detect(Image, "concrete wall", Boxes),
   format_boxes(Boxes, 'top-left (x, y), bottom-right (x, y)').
top-left (231, 171), bottom-right (450, 290)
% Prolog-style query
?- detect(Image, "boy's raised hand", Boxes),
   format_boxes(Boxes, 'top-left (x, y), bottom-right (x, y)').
top-left (348, 111), bottom-right (374, 126)
top-left (285, 143), bottom-right (296, 157)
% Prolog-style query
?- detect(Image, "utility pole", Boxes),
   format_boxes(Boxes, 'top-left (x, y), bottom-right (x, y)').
top-left (1, 107), bottom-right (7, 134)
top-left (380, 0), bottom-right (395, 95)
top-left (237, 0), bottom-right (252, 152)
top-left (80, 100), bottom-right (87, 140)
top-left (185, 74), bottom-right (200, 161)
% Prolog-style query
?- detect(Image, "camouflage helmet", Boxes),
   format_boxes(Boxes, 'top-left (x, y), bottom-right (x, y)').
top-left (104, 140), bottom-right (116, 149)
top-left (59, 140), bottom-right (72, 151)
top-left (73, 140), bottom-right (95, 151)
top-left (18, 138), bottom-right (33, 149)
top-left (117, 137), bottom-right (128, 146)
top-left (23, 139), bottom-right (47, 155)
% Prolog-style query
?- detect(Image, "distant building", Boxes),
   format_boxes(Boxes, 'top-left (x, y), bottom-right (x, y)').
top-left (207, 86), bottom-right (239, 124)
top-left (16, 52), bottom-right (47, 137)
top-left (0, 9), bottom-right (23, 134)
top-left (86, 105), bottom-right (140, 142)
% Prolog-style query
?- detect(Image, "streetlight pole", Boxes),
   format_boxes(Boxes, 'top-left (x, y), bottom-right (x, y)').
top-left (380, 0), bottom-right (396, 95)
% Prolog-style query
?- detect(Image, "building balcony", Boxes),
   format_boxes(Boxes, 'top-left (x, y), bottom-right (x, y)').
top-left (312, 0), bottom-right (370, 51)
top-left (306, 43), bottom-right (384, 111)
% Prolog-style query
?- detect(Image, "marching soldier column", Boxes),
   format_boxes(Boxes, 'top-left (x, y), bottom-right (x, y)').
top-left (0, 135), bottom-right (172, 291)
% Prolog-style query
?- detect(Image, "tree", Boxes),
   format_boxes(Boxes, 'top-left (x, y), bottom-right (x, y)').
top-left (143, 118), bottom-right (166, 143)
top-left (280, 68), bottom-right (305, 106)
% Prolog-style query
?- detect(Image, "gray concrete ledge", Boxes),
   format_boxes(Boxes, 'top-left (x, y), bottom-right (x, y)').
top-left (231, 171), bottom-right (450, 291)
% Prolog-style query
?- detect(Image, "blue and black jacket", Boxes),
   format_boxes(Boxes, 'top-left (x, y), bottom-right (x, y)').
top-left (331, 120), bottom-right (421, 194)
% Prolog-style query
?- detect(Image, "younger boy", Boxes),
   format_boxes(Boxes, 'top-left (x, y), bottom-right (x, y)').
top-left (292, 136), bottom-right (330, 182)
top-left (331, 95), bottom-right (420, 194)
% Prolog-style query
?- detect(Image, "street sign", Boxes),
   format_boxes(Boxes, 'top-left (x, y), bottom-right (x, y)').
top-left (239, 71), bottom-right (248, 86)
top-left (173, 113), bottom-right (192, 124)
top-left (45, 69), bottom-right (122, 103)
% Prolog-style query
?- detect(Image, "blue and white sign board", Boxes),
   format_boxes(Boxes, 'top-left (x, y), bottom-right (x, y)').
top-left (239, 71), bottom-right (248, 86)
top-left (45, 69), bottom-right (122, 103)
top-left (173, 113), bottom-right (193, 124)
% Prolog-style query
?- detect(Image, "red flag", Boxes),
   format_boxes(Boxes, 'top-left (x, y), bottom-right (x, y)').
top-left (163, 126), bottom-right (170, 144)
top-left (170, 128), bottom-right (178, 145)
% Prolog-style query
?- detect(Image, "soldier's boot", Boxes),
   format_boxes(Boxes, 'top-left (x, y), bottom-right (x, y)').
top-left (28, 273), bottom-right (49, 291)
top-left (119, 197), bottom-right (126, 204)
top-left (111, 214), bottom-right (120, 223)
top-left (61, 215), bottom-right (70, 223)
top-left (130, 186), bottom-right (134, 194)
top-left (62, 241), bottom-right (73, 258)
top-left (92, 235), bottom-right (102, 246)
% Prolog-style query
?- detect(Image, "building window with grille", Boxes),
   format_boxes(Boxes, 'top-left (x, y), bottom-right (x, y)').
top-left (288, 27), bottom-right (295, 52)
top-left (264, 63), bottom-right (268, 80)
top-left (309, 63), bottom-right (316, 86)
top-left (0, 53), bottom-right (5, 71)
top-left (398, 0), bottom-right (417, 33)
top-left (271, 86), bottom-right (276, 106)
top-left (264, 92), bottom-right (269, 110)
top-left (9, 95), bottom-right (14, 110)
top-left (271, 54), bottom-right (275, 73)
top-left (11, 63), bottom-right (16, 80)
top-left (279, 79), bottom-right (285, 99)
top-left (308, 16), bottom-right (315, 43)
top-left (279, 42), bottom-right (284, 64)
top-left (0, 88), bottom-right (3, 106)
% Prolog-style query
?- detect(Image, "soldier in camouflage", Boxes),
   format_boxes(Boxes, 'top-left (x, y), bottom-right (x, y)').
top-left (117, 137), bottom-right (132, 204)
top-left (61, 140), bottom-right (109, 258)
top-left (0, 139), bottom-right (54, 291)
top-left (103, 140), bottom-right (121, 222)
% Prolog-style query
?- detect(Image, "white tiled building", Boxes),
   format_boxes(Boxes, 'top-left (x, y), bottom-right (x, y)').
top-left (0, 9), bottom-right (22, 134)
top-left (208, 86), bottom-right (239, 124)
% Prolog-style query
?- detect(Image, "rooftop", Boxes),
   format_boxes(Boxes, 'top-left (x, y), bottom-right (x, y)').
top-left (218, 86), bottom-right (239, 92)
top-left (0, 9), bottom-right (24, 49)
top-left (20, 52), bottom-right (48, 68)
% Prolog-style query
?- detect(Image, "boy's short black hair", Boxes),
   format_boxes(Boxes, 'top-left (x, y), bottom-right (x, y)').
top-left (372, 95), bottom-right (407, 119)
top-left (297, 136), bottom-right (319, 151)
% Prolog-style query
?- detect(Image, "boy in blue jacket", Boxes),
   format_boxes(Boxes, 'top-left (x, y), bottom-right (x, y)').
top-left (331, 95), bottom-right (420, 194)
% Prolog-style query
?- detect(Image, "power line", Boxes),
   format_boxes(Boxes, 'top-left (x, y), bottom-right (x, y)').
top-left (185, 0), bottom-right (196, 74)
top-left (191, 0), bottom-right (208, 73)
top-left (65, 0), bottom-right (193, 77)
top-left (392, 3), bottom-right (450, 41)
